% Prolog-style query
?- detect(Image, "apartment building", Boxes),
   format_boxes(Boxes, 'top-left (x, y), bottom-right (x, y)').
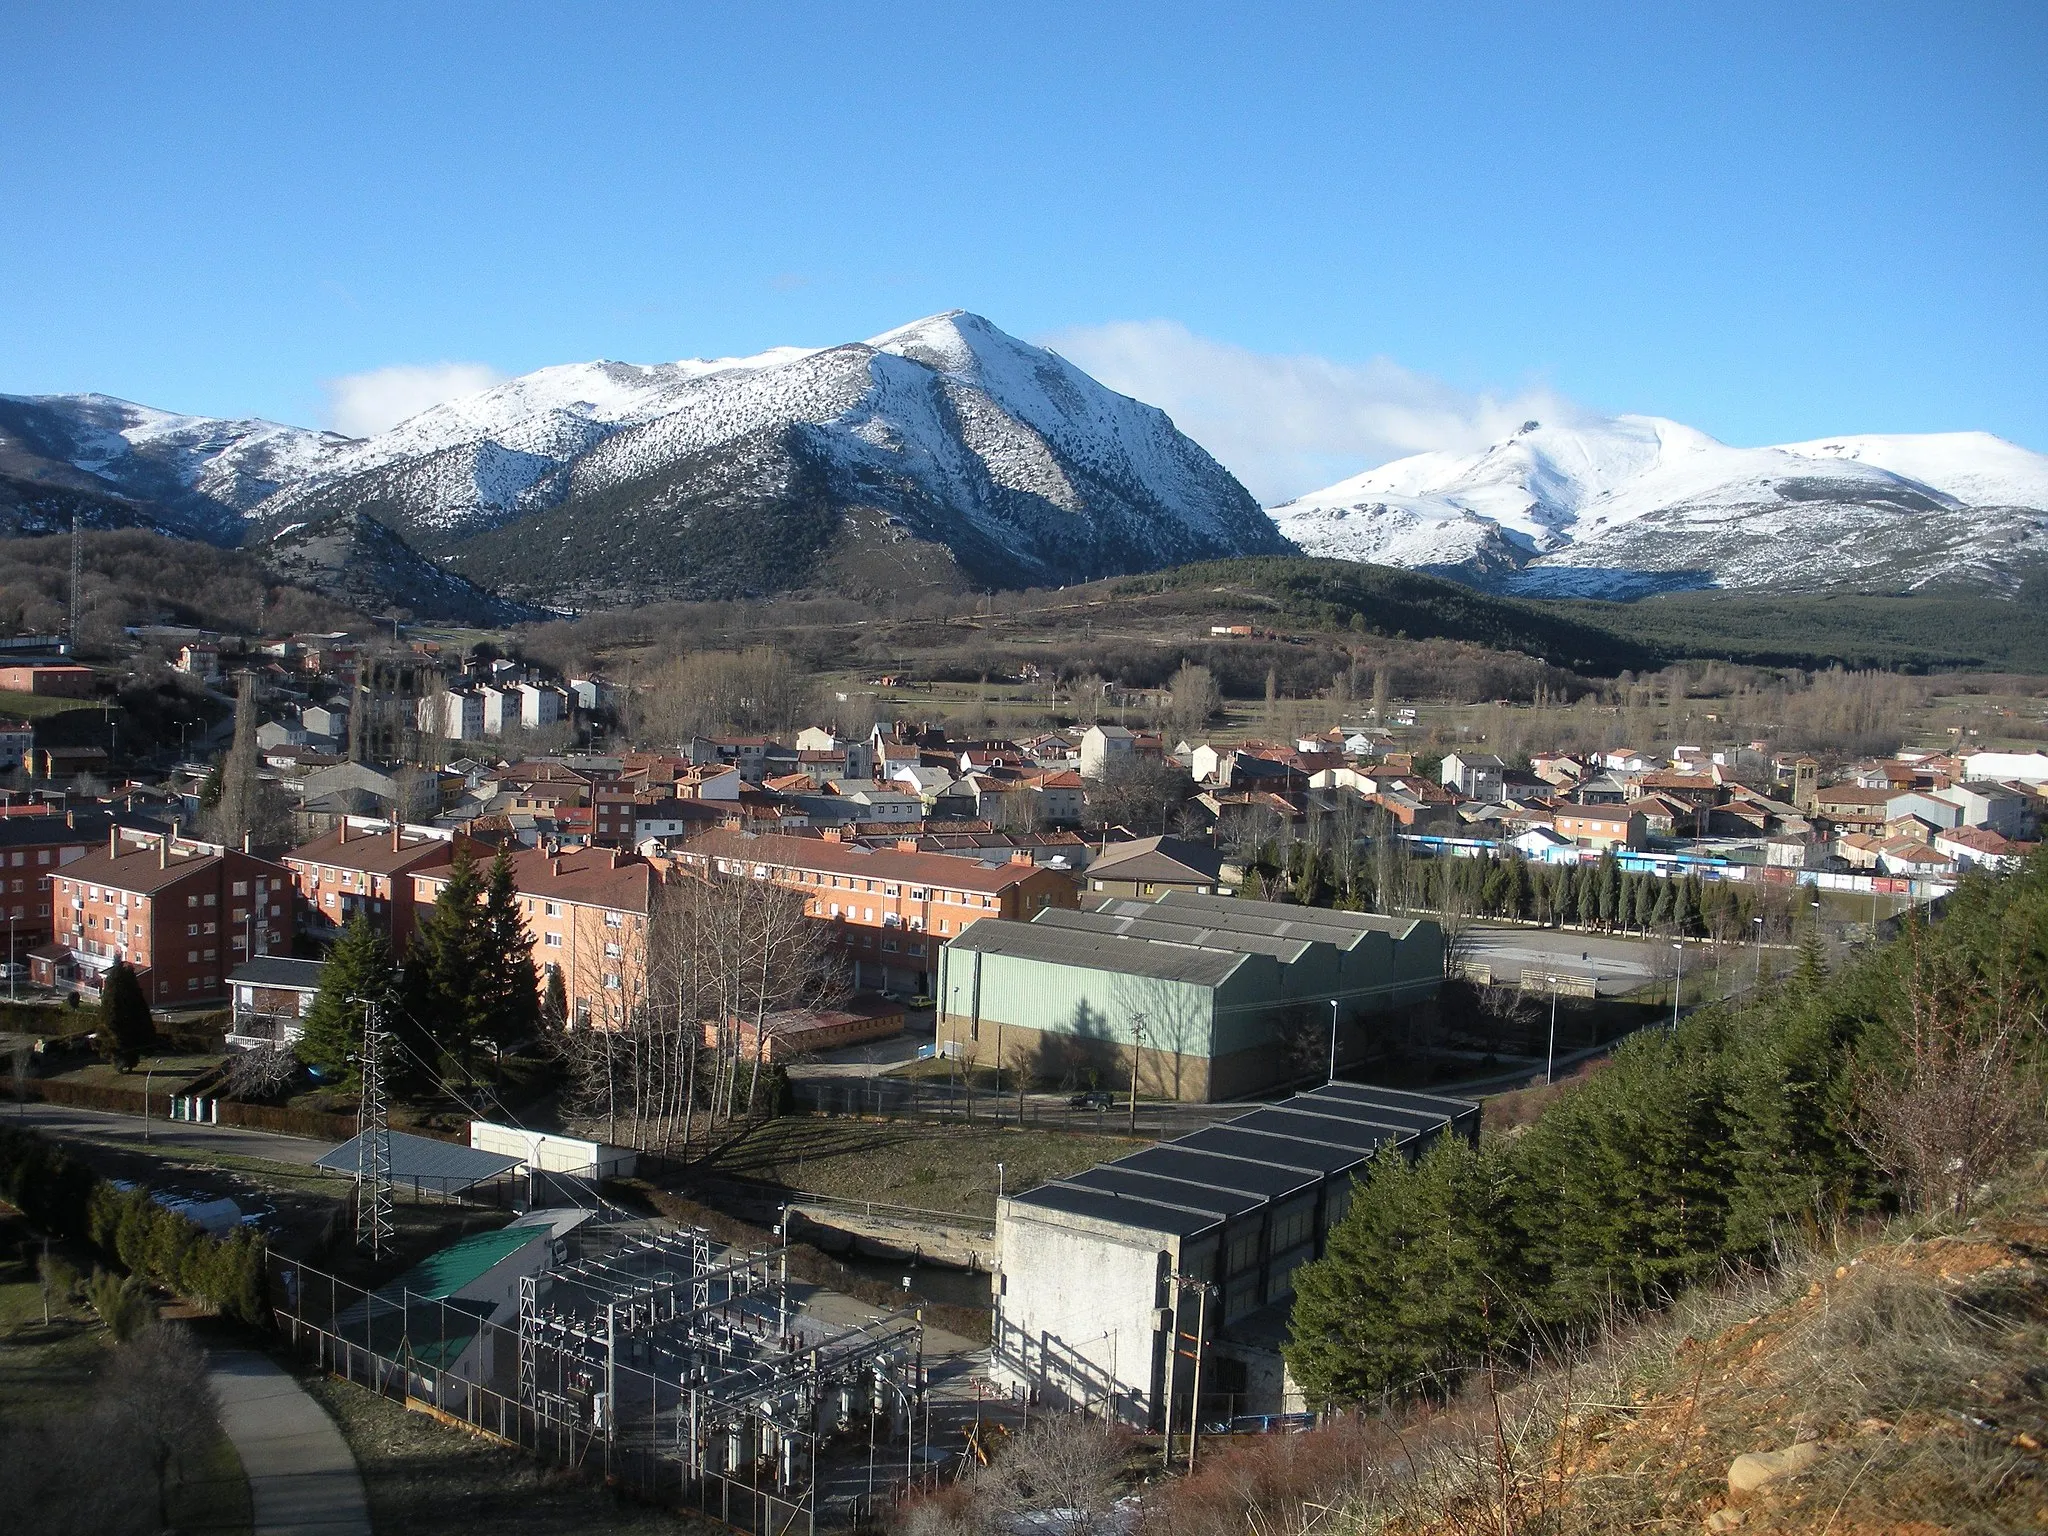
top-left (673, 829), bottom-right (1079, 994)
top-left (0, 806), bottom-right (166, 966)
top-left (412, 847), bottom-right (654, 1029)
top-left (283, 819), bottom-right (458, 951)
top-left (1553, 807), bottom-right (1648, 851)
top-left (37, 829), bottom-right (291, 1003)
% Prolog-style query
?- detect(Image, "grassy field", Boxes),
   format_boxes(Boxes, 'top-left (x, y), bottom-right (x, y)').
top-left (0, 688), bottom-right (105, 721)
top-left (304, 1373), bottom-right (716, 1536)
top-left (697, 1117), bottom-right (1147, 1217)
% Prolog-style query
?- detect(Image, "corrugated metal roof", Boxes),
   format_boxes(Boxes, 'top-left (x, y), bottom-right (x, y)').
top-left (1005, 1082), bottom-right (1472, 1241)
top-left (1151, 889), bottom-right (1425, 941)
top-left (947, 917), bottom-right (1248, 987)
top-left (316, 1130), bottom-right (521, 1190)
top-left (385, 1222), bottom-right (548, 1300)
top-left (1034, 906), bottom-right (1311, 963)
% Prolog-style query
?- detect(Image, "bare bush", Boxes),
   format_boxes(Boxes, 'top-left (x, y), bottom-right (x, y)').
top-left (1851, 924), bottom-right (2045, 1218)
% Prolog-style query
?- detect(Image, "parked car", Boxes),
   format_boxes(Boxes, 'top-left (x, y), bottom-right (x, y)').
top-left (1069, 1090), bottom-right (1115, 1110)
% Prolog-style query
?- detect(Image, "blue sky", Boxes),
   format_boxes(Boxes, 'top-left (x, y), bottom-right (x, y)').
top-left (3, 2), bottom-right (2042, 500)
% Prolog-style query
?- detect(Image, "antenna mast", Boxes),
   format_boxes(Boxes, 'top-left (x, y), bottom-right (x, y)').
top-left (354, 999), bottom-right (394, 1258)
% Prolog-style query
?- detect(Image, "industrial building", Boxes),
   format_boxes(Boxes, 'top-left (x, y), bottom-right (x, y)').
top-left (994, 1081), bottom-right (1478, 1427)
top-left (936, 891), bottom-right (1444, 1101)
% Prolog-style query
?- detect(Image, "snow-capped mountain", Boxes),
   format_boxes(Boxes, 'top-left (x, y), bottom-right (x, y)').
top-left (1269, 416), bottom-right (2048, 596)
top-left (252, 312), bottom-right (1286, 601)
top-left (0, 391), bottom-right (351, 541)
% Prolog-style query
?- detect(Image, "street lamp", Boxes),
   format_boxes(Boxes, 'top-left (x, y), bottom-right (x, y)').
top-left (142, 1056), bottom-right (158, 1144)
top-left (996, 1163), bottom-right (1005, 1206)
top-left (1751, 915), bottom-right (1765, 990)
top-left (1327, 997), bottom-right (1340, 1084)
top-left (1670, 942), bottom-right (1684, 1031)
top-left (1544, 975), bottom-right (1560, 1084)
top-left (1126, 1014), bottom-right (1148, 1135)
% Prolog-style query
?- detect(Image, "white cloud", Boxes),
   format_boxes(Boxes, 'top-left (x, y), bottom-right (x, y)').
top-left (1039, 319), bottom-right (1579, 505)
top-left (322, 361), bottom-right (507, 438)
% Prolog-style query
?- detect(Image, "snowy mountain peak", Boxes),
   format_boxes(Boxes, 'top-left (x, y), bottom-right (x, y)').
top-left (1272, 413), bottom-right (2048, 597)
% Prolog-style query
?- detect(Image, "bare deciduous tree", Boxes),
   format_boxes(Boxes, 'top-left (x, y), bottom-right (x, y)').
top-left (1850, 924), bottom-right (2044, 1218)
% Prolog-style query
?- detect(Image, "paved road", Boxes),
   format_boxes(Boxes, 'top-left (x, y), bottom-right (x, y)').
top-left (6, 1100), bottom-right (338, 1165)
top-left (1461, 924), bottom-right (1671, 996)
top-left (210, 1349), bottom-right (371, 1536)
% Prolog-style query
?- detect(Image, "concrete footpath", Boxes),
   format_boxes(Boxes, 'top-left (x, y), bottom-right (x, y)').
top-left (210, 1349), bottom-right (371, 1536)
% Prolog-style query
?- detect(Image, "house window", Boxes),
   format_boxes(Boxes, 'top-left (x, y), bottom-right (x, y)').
top-left (603, 973), bottom-right (621, 990)
top-left (545, 901), bottom-right (560, 917)
top-left (545, 933), bottom-right (562, 947)
top-left (188, 924), bottom-right (198, 937)
top-left (604, 911), bottom-right (622, 927)
top-left (233, 881), bottom-right (248, 896)
top-left (204, 894), bottom-right (216, 906)
top-left (188, 950), bottom-right (199, 962)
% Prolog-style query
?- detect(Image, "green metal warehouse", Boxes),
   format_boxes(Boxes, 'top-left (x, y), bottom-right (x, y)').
top-left (936, 890), bottom-right (1443, 1101)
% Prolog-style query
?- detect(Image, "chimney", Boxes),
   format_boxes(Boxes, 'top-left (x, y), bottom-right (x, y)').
top-left (392, 821), bottom-right (402, 852)
top-left (337, 819), bottom-right (348, 843)
top-left (551, 856), bottom-right (562, 876)
top-left (109, 826), bottom-right (118, 859)
top-left (158, 833), bottom-right (169, 869)
top-left (65, 809), bottom-right (74, 829)
top-left (242, 831), bottom-right (252, 854)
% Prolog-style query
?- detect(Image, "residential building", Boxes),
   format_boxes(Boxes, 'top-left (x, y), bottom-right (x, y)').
top-left (413, 847), bottom-right (653, 1029)
top-left (1439, 752), bottom-right (1506, 801)
top-left (1085, 836), bottom-right (1231, 899)
top-left (0, 720), bottom-right (32, 771)
top-left (284, 819), bottom-right (458, 951)
top-left (420, 690), bottom-right (486, 741)
top-left (1079, 724), bottom-right (1136, 779)
top-left (1553, 807), bottom-right (1647, 851)
top-left (38, 830), bottom-right (291, 1003)
top-left (0, 805), bottom-right (166, 967)
top-left (673, 829), bottom-right (1079, 994)
top-left (226, 956), bottom-right (325, 1051)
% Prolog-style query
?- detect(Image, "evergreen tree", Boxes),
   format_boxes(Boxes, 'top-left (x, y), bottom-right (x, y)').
top-left (541, 967), bottom-right (569, 1033)
top-left (1285, 1137), bottom-right (1521, 1405)
top-left (477, 850), bottom-right (541, 1055)
top-left (401, 845), bottom-right (489, 1073)
top-left (294, 916), bottom-right (397, 1089)
top-left (98, 962), bottom-right (153, 1071)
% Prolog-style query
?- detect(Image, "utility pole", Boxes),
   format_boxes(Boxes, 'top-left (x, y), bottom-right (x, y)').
top-left (353, 998), bottom-right (394, 1258)
top-left (1327, 997), bottom-right (1340, 1083)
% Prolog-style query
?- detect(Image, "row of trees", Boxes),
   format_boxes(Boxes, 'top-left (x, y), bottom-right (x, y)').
top-left (1284, 852), bottom-right (2048, 1405)
top-left (295, 846), bottom-right (539, 1089)
top-left (556, 869), bottom-right (843, 1148)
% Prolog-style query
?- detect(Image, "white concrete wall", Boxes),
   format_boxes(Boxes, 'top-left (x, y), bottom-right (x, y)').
top-left (996, 1202), bottom-right (1168, 1426)
top-left (470, 1121), bottom-right (637, 1178)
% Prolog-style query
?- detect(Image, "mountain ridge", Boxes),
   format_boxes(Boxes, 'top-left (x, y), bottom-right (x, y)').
top-left (1269, 414), bottom-right (2048, 597)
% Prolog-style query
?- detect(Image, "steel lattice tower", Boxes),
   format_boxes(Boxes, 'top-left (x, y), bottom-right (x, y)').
top-left (354, 1001), bottom-right (394, 1257)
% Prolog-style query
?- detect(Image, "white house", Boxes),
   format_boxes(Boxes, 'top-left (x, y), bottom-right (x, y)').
top-left (1079, 724), bottom-right (1136, 779)
top-left (1440, 752), bottom-right (1506, 801)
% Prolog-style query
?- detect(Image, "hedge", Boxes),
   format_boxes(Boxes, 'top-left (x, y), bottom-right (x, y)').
top-left (0, 1123), bottom-right (268, 1326)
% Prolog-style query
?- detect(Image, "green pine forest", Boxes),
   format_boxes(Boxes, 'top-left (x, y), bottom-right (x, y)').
top-left (1283, 853), bottom-right (2048, 1405)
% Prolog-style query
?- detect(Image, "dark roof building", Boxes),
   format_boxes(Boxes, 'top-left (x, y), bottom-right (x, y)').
top-left (996, 1081), bottom-right (1476, 1427)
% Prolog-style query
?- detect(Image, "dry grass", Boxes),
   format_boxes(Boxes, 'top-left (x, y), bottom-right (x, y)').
top-left (1133, 1159), bottom-right (2048, 1536)
top-left (698, 1117), bottom-right (1147, 1218)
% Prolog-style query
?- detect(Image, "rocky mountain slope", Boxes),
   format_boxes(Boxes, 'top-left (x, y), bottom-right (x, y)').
top-left (1270, 415), bottom-right (2048, 597)
top-left (0, 390), bottom-right (350, 541)
top-left (250, 311), bottom-right (1288, 603)
top-left (261, 511), bottom-right (539, 626)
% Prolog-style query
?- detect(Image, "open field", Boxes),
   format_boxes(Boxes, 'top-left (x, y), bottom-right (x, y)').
top-left (696, 1117), bottom-right (1148, 1218)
